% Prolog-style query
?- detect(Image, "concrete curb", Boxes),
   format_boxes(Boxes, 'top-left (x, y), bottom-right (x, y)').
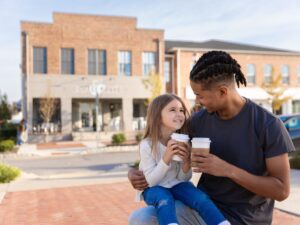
top-left (1, 170), bottom-right (130, 192)
top-left (275, 208), bottom-right (300, 217)
top-left (0, 192), bottom-right (6, 204)
top-left (0, 183), bottom-right (9, 204)
top-left (0, 145), bottom-right (139, 159)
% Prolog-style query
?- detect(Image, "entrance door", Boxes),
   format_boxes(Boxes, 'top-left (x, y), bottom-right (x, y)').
top-left (79, 103), bottom-right (93, 131)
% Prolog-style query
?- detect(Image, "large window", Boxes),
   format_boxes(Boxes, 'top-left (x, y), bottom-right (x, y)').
top-left (32, 98), bottom-right (61, 133)
top-left (263, 64), bottom-right (273, 83)
top-left (88, 49), bottom-right (106, 75)
top-left (118, 51), bottom-right (131, 76)
top-left (164, 61), bottom-right (171, 83)
top-left (61, 48), bottom-right (75, 74)
top-left (142, 52), bottom-right (156, 76)
top-left (246, 64), bottom-right (256, 84)
top-left (33, 47), bottom-right (47, 74)
top-left (281, 65), bottom-right (289, 84)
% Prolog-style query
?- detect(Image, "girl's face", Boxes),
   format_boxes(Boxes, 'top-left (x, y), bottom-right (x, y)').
top-left (161, 99), bottom-right (185, 132)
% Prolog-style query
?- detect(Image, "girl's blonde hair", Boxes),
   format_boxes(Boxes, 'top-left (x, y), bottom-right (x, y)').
top-left (143, 94), bottom-right (190, 159)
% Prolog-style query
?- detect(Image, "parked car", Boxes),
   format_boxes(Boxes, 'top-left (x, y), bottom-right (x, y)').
top-left (278, 114), bottom-right (300, 152)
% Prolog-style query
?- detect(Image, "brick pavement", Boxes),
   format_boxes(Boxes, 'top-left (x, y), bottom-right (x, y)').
top-left (0, 182), bottom-right (299, 225)
top-left (37, 142), bottom-right (86, 150)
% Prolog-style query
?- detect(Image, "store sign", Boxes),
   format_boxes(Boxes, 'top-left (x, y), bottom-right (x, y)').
top-left (89, 83), bottom-right (106, 97)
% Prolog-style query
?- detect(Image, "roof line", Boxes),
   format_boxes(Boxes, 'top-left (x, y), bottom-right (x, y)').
top-left (167, 47), bottom-right (300, 56)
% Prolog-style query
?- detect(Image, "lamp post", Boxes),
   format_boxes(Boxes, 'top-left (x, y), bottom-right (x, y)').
top-left (89, 83), bottom-right (106, 149)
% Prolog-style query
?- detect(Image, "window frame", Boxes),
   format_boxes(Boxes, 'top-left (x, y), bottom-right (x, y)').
top-left (61, 48), bottom-right (75, 75)
top-left (246, 64), bottom-right (256, 84)
top-left (118, 51), bottom-right (132, 76)
top-left (263, 64), bottom-right (273, 83)
top-left (33, 47), bottom-right (47, 74)
top-left (281, 64), bottom-right (290, 84)
top-left (88, 49), bottom-right (107, 75)
top-left (142, 52), bottom-right (156, 76)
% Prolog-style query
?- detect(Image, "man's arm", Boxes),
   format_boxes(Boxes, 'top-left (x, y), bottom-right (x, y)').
top-left (192, 153), bottom-right (290, 201)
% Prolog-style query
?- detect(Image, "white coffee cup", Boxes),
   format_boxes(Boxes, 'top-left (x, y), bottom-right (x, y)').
top-left (171, 133), bottom-right (190, 161)
top-left (191, 137), bottom-right (211, 155)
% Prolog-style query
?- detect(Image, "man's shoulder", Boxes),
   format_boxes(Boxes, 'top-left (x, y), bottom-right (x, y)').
top-left (247, 99), bottom-right (277, 123)
top-left (246, 99), bottom-right (283, 137)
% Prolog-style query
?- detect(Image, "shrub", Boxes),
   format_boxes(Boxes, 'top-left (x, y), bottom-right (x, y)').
top-left (0, 164), bottom-right (21, 183)
top-left (112, 133), bottom-right (126, 145)
top-left (0, 140), bottom-right (15, 152)
top-left (0, 123), bottom-right (18, 142)
top-left (135, 132), bottom-right (143, 143)
top-left (290, 156), bottom-right (300, 170)
top-left (131, 160), bottom-right (140, 168)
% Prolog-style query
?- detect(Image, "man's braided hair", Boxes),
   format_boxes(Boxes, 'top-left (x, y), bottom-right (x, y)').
top-left (190, 51), bottom-right (247, 89)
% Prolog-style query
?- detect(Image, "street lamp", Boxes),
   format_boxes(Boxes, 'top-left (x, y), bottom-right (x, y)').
top-left (89, 83), bottom-right (106, 149)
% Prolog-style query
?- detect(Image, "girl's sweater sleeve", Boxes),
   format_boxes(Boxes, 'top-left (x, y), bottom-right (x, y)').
top-left (140, 140), bottom-right (170, 187)
top-left (177, 167), bottom-right (192, 181)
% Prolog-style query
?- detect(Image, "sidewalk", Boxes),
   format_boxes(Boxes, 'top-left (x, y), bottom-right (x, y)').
top-left (14, 140), bottom-right (139, 157)
top-left (0, 141), bottom-right (300, 224)
top-left (0, 181), bottom-right (299, 225)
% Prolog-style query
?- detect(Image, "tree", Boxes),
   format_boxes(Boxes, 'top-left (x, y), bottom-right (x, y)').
top-left (262, 73), bottom-right (291, 114)
top-left (142, 72), bottom-right (163, 105)
top-left (0, 92), bottom-right (11, 121)
top-left (39, 87), bottom-right (58, 139)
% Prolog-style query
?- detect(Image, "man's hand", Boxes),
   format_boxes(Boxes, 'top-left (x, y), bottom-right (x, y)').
top-left (128, 168), bottom-right (149, 191)
top-left (191, 152), bottom-right (230, 177)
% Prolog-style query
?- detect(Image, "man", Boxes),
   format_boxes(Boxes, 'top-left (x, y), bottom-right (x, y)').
top-left (128, 51), bottom-right (294, 225)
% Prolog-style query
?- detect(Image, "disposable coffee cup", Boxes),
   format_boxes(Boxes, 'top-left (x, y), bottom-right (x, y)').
top-left (171, 133), bottom-right (190, 161)
top-left (191, 138), bottom-right (211, 155)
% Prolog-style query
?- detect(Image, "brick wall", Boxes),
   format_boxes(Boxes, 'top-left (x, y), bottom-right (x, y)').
top-left (21, 13), bottom-right (164, 76)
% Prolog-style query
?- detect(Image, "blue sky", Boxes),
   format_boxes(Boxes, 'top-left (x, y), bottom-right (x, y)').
top-left (1, 0), bottom-right (300, 102)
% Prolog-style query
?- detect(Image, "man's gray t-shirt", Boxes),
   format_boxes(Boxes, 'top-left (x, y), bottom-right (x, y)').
top-left (189, 99), bottom-right (295, 225)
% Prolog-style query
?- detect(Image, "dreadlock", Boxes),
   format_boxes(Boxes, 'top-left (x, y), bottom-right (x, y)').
top-left (190, 51), bottom-right (247, 88)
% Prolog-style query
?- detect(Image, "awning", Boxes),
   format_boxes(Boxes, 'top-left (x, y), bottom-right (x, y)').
top-left (281, 88), bottom-right (300, 99)
top-left (237, 87), bottom-right (272, 100)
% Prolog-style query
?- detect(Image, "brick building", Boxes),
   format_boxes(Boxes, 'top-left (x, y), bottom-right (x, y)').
top-left (21, 13), bottom-right (164, 142)
top-left (21, 13), bottom-right (300, 142)
top-left (164, 40), bottom-right (300, 113)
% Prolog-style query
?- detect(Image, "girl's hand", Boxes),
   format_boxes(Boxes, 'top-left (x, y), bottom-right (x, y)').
top-left (163, 139), bottom-right (180, 165)
top-left (176, 142), bottom-right (191, 163)
top-left (177, 143), bottom-right (191, 173)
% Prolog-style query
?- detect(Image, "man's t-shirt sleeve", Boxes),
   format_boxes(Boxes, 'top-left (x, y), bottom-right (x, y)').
top-left (262, 117), bottom-right (295, 158)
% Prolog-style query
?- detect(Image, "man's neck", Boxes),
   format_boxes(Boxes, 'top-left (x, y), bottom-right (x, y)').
top-left (217, 94), bottom-right (246, 120)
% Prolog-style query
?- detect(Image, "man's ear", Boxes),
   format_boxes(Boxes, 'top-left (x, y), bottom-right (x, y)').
top-left (218, 85), bottom-right (228, 97)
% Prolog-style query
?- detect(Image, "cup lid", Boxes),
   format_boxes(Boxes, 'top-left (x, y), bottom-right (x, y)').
top-left (191, 137), bottom-right (211, 143)
top-left (171, 133), bottom-right (190, 141)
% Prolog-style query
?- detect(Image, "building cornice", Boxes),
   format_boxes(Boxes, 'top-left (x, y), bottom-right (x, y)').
top-left (167, 47), bottom-right (300, 56)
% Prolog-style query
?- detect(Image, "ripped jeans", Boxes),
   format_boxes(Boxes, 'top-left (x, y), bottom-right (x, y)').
top-left (142, 182), bottom-right (226, 225)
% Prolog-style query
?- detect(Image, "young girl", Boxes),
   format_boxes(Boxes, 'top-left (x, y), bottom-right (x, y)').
top-left (137, 94), bottom-right (230, 225)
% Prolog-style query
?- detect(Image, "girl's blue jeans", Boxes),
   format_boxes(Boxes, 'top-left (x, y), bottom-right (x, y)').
top-left (143, 181), bottom-right (226, 225)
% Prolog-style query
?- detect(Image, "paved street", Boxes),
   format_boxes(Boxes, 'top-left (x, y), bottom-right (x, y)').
top-left (2, 151), bottom-right (140, 176)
